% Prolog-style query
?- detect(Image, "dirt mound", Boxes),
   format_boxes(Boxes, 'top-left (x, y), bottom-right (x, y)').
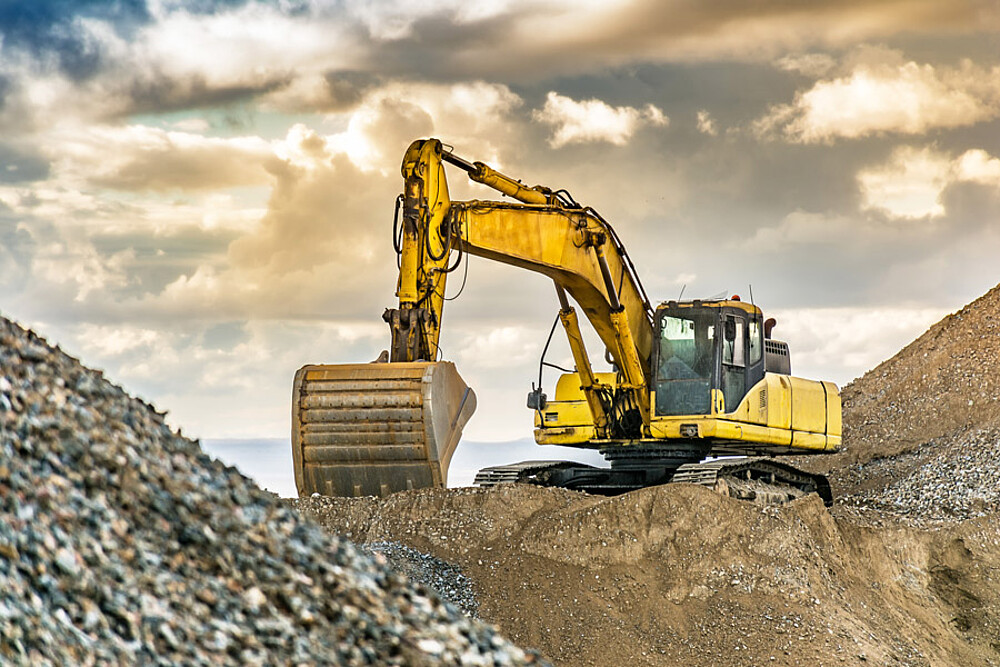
top-left (0, 315), bottom-right (541, 665)
top-left (842, 283), bottom-right (1000, 462)
top-left (794, 283), bottom-right (1000, 520)
top-left (296, 484), bottom-right (1000, 666)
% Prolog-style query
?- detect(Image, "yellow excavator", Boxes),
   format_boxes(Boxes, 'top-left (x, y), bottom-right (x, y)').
top-left (291, 139), bottom-right (841, 503)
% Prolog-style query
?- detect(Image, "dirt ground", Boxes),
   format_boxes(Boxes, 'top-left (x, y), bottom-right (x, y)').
top-left (295, 283), bottom-right (1000, 666)
top-left (296, 484), bottom-right (1000, 666)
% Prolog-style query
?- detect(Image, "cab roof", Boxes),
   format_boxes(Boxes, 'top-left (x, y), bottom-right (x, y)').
top-left (656, 298), bottom-right (763, 318)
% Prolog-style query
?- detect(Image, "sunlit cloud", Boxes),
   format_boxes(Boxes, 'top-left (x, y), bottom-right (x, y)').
top-left (696, 110), bottom-right (717, 136)
top-left (858, 146), bottom-right (1000, 220)
top-left (775, 53), bottom-right (836, 78)
top-left (955, 149), bottom-right (1000, 186)
top-left (326, 80), bottom-right (522, 172)
top-left (757, 50), bottom-right (1000, 143)
top-left (770, 306), bottom-right (949, 386)
top-left (533, 92), bottom-right (667, 148)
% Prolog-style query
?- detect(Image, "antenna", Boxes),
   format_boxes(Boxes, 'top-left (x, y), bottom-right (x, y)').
top-left (748, 284), bottom-right (755, 308)
top-left (677, 284), bottom-right (686, 300)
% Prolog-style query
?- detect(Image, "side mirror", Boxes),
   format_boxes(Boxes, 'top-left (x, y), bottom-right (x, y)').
top-left (527, 386), bottom-right (547, 410)
top-left (724, 319), bottom-right (737, 342)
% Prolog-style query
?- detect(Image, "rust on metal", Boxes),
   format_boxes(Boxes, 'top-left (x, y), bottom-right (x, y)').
top-left (291, 361), bottom-right (476, 497)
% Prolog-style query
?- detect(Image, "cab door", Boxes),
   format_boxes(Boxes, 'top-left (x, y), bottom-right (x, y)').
top-left (721, 313), bottom-right (747, 412)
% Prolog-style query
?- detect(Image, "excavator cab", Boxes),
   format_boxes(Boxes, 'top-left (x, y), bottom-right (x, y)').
top-left (654, 299), bottom-right (767, 417)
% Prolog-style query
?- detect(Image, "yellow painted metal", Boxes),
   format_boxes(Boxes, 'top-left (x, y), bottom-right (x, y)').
top-left (296, 137), bottom-right (844, 499)
top-left (536, 368), bottom-right (841, 455)
top-left (468, 163), bottom-right (550, 205)
top-left (790, 378), bottom-right (827, 434)
top-left (823, 381), bottom-right (842, 439)
top-left (711, 388), bottom-right (726, 415)
top-left (648, 373), bottom-right (842, 453)
top-left (397, 139), bottom-right (653, 439)
top-left (557, 307), bottom-right (609, 434)
top-left (534, 425), bottom-right (597, 445)
top-left (607, 308), bottom-right (651, 431)
top-left (397, 140), bottom-right (454, 357)
top-left (453, 202), bottom-right (652, 370)
top-left (532, 372), bottom-right (616, 445)
top-left (291, 361), bottom-right (476, 497)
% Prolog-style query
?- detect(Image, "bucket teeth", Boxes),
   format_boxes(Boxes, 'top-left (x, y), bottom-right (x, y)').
top-left (291, 361), bottom-right (476, 497)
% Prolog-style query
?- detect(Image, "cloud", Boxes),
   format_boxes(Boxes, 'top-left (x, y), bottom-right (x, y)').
top-left (343, 0), bottom-right (520, 41)
top-left (260, 70), bottom-right (381, 113)
top-left (0, 142), bottom-right (50, 183)
top-left (954, 149), bottom-right (1000, 186)
top-left (57, 318), bottom-right (390, 438)
top-left (769, 306), bottom-right (948, 386)
top-left (747, 211), bottom-right (868, 250)
top-left (478, 1), bottom-right (1000, 76)
top-left (775, 53), bottom-right (836, 78)
top-left (858, 146), bottom-right (951, 219)
top-left (3, 0), bottom-right (999, 449)
top-left (3, 77), bottom-right (525, 330)
top-left (325, 80), bottom-right (522, 172)
top-left (0, 0), bottom-right (151, 80)
top-left (696, 110), bottom-right (717, 136)
top-left (533, 92), bottom-right (668, 148)
top-left (858, 146), bottom-right (1000, 220)
top-left (4, 1), bottom-right (997, 130)
top-left (453, 326), bottom-right (541, 370)
top-left (757, 51), bottom-right (1000, 143)
top-left (46, 124), bottom-right (273, 192)
top-left (0, 2), bottom-right (361, 125)
top-left (127, 123), bottom-right (399, 323)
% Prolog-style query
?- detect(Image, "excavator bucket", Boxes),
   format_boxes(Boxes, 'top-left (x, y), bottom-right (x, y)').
top-left (291, 361), bottom-right (476, 497)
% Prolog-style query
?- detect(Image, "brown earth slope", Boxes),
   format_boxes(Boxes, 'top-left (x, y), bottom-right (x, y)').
top-left (296, 485), bottom-right (1000, 667)
top-left (796, 283), bottom-right (1000, 520)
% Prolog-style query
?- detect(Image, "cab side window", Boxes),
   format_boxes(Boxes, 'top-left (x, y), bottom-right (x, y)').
top-left (721, 314), bottom-right (747, 411)
top-left (723, 316), bottom-right (745, 366)
top-left (749, 318), bottom-right (762, 365)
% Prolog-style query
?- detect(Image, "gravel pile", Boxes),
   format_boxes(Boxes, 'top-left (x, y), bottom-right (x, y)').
top-left (0, 315), bottom-right (543, 665)
top-left (838, 427), bottom-right (1000, 524)
top-left (801, 282), bottom-right (1000, 524)
top-left (360, 541), bottom-right (480, 618)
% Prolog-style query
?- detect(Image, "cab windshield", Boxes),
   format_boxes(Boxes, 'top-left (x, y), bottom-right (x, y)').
top-left (656, 310), bottom-right (716, 416)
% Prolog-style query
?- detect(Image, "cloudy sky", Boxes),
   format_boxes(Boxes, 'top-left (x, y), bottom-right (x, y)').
top-left (2, 0), bottom-right (999, 445)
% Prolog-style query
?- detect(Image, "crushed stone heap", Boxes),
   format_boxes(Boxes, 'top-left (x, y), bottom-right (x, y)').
top-left (0, 315), bottom-right (543, 666)
top-left (806, 283), bottom-right (1000, 523)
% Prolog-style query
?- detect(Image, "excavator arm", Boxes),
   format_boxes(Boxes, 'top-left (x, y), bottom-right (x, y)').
top-left (387, 138), bottom-right (655, 438)
top-left (292, 138), bottom-right (657, 496)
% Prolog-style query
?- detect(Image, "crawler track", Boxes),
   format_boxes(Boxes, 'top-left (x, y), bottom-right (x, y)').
top-left (475, 457), bottom-right (833, 505)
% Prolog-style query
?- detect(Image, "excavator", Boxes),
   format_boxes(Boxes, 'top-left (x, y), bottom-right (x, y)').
top-left (291, 139), bottom-right (841, 504)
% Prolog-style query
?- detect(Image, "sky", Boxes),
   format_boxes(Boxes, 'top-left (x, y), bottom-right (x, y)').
top-left (1, 0), bottom-right (999, 445)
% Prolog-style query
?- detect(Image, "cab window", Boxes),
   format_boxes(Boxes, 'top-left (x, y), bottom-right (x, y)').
top-left (655, 311), bottom-right (715, 416)
top-left (749, 319), bottom-right (762, 365)
top-left (723, 316), bottom-right (745, 366)
top-left (721, 314), bottom-right (747, 411)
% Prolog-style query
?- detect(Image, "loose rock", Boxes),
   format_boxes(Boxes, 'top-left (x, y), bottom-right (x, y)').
top-left (0, 314), bottom-right (545, 665)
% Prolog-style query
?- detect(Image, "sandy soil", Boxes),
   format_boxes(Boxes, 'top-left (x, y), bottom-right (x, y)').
top-left (297, 484), bottom-right (1000, 666)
